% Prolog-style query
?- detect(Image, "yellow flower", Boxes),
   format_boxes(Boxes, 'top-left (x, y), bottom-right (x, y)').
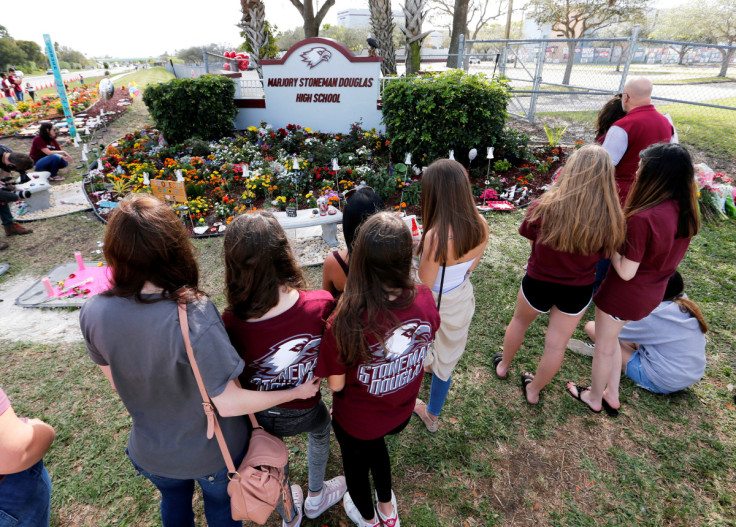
top-left (305, 127), bottom-right (312, 133)
top-left (248, 126), bottom-right (258, 132)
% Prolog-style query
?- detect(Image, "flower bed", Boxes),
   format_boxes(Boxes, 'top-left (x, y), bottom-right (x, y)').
top-left (83, 123), bottom-right (567, 236)
top-left (0, 86), bottom-right (98, 137)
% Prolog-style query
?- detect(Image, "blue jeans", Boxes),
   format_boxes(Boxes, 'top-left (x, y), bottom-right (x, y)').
top-left (128, 452), bottom-right (243, 527)
top-left (33, 155), bottom-right (68, 178)
top-left (427, 373), bottom-right (452, 417)
top-left (0, 202), bottom-right (13, 226)
top-left (14, 92), bottom-right (23, 102)
top-left (593, 259), bottom-right (611, 293)
top-left (625, 351), bottom-right (672, 394)
top-left (0, 459), bottom-right (52, 527)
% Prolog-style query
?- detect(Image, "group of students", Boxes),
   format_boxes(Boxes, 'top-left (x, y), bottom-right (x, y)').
top-left (0, 69), bottom-right (31, 105)
top-left (1, 135), bottom-right (706, 526)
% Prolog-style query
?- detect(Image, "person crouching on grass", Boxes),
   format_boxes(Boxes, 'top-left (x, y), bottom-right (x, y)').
top-left (316, 212), bottom-right (440, 527)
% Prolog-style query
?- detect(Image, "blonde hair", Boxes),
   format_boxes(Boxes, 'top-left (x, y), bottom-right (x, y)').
top-left (528, 145), bottom-right (624, 255)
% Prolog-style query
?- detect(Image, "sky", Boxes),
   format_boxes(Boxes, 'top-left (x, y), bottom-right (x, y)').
top-left (5, 0), bottom-right (685, 59)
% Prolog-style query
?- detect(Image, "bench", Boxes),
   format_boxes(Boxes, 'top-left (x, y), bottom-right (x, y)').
top-left (270, 208), bottom-right (343, 247)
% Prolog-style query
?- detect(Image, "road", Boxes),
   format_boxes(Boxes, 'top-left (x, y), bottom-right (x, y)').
top-left (23, 67), bottom-right (136, 87)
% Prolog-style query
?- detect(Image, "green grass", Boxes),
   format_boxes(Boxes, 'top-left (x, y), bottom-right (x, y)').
top-left (537, 96), bottom-right (736, 159)
top-left (2, 210), bottom-right (735, 526)
top-left (654, 76), bottom-right (736, 84)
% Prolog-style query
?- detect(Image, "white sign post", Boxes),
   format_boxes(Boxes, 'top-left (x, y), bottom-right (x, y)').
top-left (234, 38), bottom-right (384, 133)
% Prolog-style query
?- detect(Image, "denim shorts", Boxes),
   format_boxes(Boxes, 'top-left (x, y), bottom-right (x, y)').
top-left (625, 350), bottom-right (671, 394)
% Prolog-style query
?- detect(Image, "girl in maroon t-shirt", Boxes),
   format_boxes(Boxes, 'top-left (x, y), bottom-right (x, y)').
top-left (316, 212), bottom-right (440, 527)
top-left (495, 145), bottom-right (625, 405)
top-left (221, 211), bottom-right (346, 526)
top-left (30, 122), bottom-right (72, 181)
top-left (568, 143), bottom-right (700, 415)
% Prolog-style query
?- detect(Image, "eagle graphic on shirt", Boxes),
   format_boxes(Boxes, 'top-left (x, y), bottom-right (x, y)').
top-left (250, 333), bottom-right (322, 390)
top-left (357, 319), bottom-right (434, 396)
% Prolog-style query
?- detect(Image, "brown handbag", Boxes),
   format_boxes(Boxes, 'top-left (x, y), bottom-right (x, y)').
top-left (177, 303), bottom-right (294, 524)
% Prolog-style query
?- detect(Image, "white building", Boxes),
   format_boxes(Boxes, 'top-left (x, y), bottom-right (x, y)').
top-left (336, 8), bottom-right (404, 29)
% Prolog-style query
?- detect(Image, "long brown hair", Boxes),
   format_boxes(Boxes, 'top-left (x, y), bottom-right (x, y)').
top-left (223, 211), bottom-right (305, 320)
top-left (528, 145), bottom-right (625, 255)
top-left (663, 271), bottom-right (708, 333)
top-left (417, 159), bottom-right (487, 263)
top-left (625, 143), bottom-right (699, 239)
top-left (102, 194), bottom-right (202, 303)
top-left (330, 212), bottom-right (416, 367)
top-left (595, 94), bottom-right (626, 140)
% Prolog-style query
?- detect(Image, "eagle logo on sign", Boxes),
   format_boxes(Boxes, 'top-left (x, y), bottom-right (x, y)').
top-left (300, 47), bottom-right (332, 69)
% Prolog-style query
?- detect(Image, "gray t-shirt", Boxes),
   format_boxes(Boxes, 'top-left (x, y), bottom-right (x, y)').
top-left (80, 294), bottom-right (249, 478)
top-left (619, 297), bottom-right (706, 393)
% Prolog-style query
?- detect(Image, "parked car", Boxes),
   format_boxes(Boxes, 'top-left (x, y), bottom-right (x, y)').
top-left (61, 69), bottom-right (69, 74)
top-left (468, 56), bottom-right (481, 64)
top-left (46, 69), bottom-right (53, 75)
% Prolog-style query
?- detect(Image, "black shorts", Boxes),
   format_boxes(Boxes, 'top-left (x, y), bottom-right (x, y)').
top-left (521, 274), bottom-right (593, 316)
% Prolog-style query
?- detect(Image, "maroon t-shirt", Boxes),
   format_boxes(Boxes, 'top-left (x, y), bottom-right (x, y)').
top-left (1, 78), bottom-right (13, 98)
top-left (315, 287), bottom-right (440, 440)
top-left (222, 290), bottom-right (335, 410)
top-left (30, 135), bottom-right (61, 163)
top-left (594, 199), bottom-right (691, 321)
top-left (519, 202), bottom-right (603, 286)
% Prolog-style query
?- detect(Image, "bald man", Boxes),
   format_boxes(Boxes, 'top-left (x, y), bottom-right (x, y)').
top-left (602, 77), bottom-right (676, 204)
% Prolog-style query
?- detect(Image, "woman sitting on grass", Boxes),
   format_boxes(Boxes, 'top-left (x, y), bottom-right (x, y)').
top-left (30, 122), bottom-right (72, 182)
top-left (568, 271), bottom-right (708, 394)
top-left (494, 145), bottom-right (625, 404)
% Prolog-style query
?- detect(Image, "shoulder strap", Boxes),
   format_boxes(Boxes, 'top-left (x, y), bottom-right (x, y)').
top-left (177, 302), bottom-right (242, 474)
top-left (436, 263), bottom-right (446, 310)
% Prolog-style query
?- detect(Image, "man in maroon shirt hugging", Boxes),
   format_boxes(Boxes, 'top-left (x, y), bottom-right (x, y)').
top-left (601, 77), bottom-right (676, 205)
top-left (594, 77), bottom-right (676, 291)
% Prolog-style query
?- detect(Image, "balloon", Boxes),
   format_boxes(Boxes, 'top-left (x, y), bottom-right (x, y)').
top-left (223, 62), bottom-right (231, 71)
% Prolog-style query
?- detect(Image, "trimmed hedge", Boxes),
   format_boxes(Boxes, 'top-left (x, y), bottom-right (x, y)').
top-left (143, 74), bottom-right (237, 144)
top-left (382, 70), bottom-right (511, 165)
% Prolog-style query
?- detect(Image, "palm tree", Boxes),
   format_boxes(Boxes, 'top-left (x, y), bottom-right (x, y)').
top-left (369, 0), bottom-right (398, 75)
top-left (239, 0), bottom-right (267, 78)
top-left (399, 0), bottom-right (432, 74)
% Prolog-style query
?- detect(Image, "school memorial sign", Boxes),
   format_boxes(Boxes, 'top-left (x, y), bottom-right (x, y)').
top-left (234, 38), bottom-right (383, 133)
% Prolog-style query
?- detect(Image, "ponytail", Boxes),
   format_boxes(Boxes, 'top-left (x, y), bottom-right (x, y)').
top-left (672, 295), bottom-right (708, 334)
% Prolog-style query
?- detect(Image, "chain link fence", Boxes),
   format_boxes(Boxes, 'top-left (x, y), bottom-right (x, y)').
top-left (460, 35), bottom-right (736, 160)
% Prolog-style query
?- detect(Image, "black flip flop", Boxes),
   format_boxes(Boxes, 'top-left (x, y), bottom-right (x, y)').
top-left (521, 373), bottom-right (535, 404)
top-left (492, 353), bottom-right (507, 380)
top-left (565, 382), bottom-right (601, 414)
top-left (601, 398), bottom-right (620, 418)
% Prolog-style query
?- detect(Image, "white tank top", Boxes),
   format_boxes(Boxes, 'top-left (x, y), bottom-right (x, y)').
top-left (432, 258), bottom-right (476, 294)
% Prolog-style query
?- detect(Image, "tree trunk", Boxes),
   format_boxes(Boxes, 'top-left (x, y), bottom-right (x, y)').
top-left (289, 0), bottom-right (336, 38)
top-left (563, 41), bottom-right (576, 85)
top-left (718, 48), bottom-right (734, 77)
top-left (407, 41), bottom-right (422, 74)
top-left (369, 0), bottom-right (397, 75)
top-left (446, 0), bottom-right (470, 68)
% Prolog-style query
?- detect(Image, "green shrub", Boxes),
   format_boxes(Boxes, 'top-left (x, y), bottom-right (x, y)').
top-left (143, 75), bottom-right (237, 144)
top-left (187, 138), bottom-right (212, 157)
top-left (382, 70), bottom-right (510, 165)
top-left (493, 159), bottom-right (512, 172)
top-left (363, 166), bottom-right (399, 200)
top-left (498, 128), bottom-right (534, 164)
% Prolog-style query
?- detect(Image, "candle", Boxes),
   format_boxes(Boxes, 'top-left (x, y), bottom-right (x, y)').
top-left (42, 277), bottom-right (54, 297)
top-left (75, 252), bottom-right (86, 270)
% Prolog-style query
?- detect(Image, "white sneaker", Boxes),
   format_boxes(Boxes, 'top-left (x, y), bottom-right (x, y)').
top-left (375, 490), bottom-right (401, 527)
top-left (282, 484), bottom-right (303, 527)
top-left (304, 475), bottom-right (347, 519)
top-left (567, 339), bottom-right (595, 357)
top-left (343, 491), bottom-right (380, 527)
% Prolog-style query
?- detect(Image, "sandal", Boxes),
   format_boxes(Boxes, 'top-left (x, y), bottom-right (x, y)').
top-left (413, 398), bottom-right (439, 433)
top-left (492, 353), bottom-right (507, 380)
top-left (601, 397), bottom-right (620, 418)
top-left (48, 175), bottom-right (66, 181)
top-left (521, 373), bottom-right (537, 405)
top-left (565, 382), bottom-right (601, 414)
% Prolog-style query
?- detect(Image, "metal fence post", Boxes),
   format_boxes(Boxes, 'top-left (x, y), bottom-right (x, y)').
top-left (202, 47), bottom-right (209, 74)
top-left (499, 44), bottom-right (508, 76)
top-left (528, 40), bottom-right (547, 123)
top-left (618, 25), bottom-right (641, 93)
top-left (458, 34), bottom-right (466, 70)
